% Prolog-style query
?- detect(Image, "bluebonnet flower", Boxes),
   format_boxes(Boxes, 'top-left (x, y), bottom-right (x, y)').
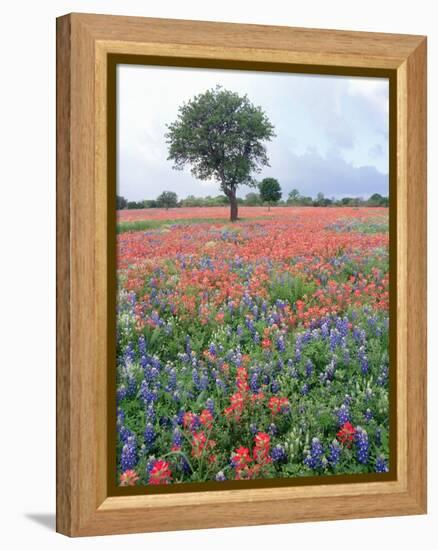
top-left (305, 359), bottom-right (314, 378)
top-left (209, 343), bottom-right (217, 356)
top-left (336, 404), bottom-right (350, 426)
top-left (172, 428), bottom-right (183, 448)
top-left (375, 455), bottom-right (389, 473)
top-left (118, 425), bottom-right (133, 444)
top-left (277, 336), bottom-right (286, 353)
top-left (120, 435), bottom-right (137, 472)
top-left (329, 328), bottom-right (342, 351)
top-left (146, 404), bottom-right (156, 424)
top-left (303, 438), bottom-right (324, 470)
top-left (215, 471), bottom-right (226, 481)
top-left (336, 316), bottom-right (349, 337)
top-left (271, 379), bottom-right (280, 394)
top-left (249, 423), bottom-right (258, 435)
top-left (166, 368), bottom-right (177, 392)
top-left (301, 383), bottom-right (309, 396)
top-left (343, 394), bottom-right (353, 406)
top-left (126, 375), bottom-right (137, 397)
top-left (271, 445), bottom-right (287, 463)
top-left (352, 327), bottom-right (366, 344)
top-left (355, 427), bottom-right (369, 464)
top-left (328, 440), bottom-right (341, 466)
top-left (364, 408), bottom-right (373, 422)
top-left (206, 397), bottom-right (215, 415)
top-left (138, 334), bottom-right (147, 356)
top-left (139, 381), bottom-right (158, 405)
top-left (174, 410), bottom-right (185, 427)
top-left (144, 423), bottom-right (155, 448)
top-left (267, 423), bottom-right (278, 436)
top-left (116, 385), bottom-right (128, 404)
top-left (358, 346), bottom-right (369, 375)
top-left (377, 365), bottom-right (389, 386)
top-left (192, 368), bottom-right (200, 389)
top-left (199, 374), bottom-right (209, 391)
top-left (250, 371), bottom-right (260, 393)
top-left (322, 359), bottom-right (336, 382)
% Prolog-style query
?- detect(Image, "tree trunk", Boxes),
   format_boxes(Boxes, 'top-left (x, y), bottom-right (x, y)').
top-left (228, 188), bottom-right (238, 222)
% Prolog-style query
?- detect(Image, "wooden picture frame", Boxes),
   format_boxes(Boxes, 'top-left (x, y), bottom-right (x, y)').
top-left (56, 13), bottom-right (427, 537)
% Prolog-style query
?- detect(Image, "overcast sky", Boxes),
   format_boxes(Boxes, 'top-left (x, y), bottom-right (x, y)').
top-left (117, 64), bottom-right (389, 201)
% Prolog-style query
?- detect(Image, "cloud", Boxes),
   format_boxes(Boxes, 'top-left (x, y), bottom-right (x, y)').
top-left (279, 149), bottom-right (388, 199)
top-left (369, 143), bottom-right (384, 158)
top-left (117, 65), bottom-right (389, 201)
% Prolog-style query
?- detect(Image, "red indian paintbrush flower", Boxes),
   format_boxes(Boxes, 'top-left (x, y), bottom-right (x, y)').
top-left (337, 421), bottom-right (357, 447)
top-left (148, 460), bottom-right (172, 485)
top-left (119, 469), bottom-right (139, 486)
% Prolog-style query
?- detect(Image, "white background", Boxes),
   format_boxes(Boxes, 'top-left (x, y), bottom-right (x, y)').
top-left (0, 0), bottom-right (435, 548)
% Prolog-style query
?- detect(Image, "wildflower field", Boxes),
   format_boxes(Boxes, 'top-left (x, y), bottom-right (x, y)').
top-left (116, 207), bottom-right (390, 487)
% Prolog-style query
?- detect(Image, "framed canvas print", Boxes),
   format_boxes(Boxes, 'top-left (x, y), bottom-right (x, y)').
top-left (56, 13), bottom-right (427, 536)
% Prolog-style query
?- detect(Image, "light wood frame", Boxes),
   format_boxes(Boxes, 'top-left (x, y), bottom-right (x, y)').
top-left (56, 13), bottom-right (427, 536)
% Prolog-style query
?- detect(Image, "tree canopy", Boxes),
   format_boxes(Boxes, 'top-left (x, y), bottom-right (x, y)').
top-left (156, 191), bottom-right (178, 209)
top-left (259, 177), bottom-right (282, 210)
top-left (165, 85), bottom-right (275, 221)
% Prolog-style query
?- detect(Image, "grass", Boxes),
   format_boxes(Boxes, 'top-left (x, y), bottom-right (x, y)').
top-left (117, 216), bottom-right (265, 234)
top-left (268, 272), bottom-right (316, 304)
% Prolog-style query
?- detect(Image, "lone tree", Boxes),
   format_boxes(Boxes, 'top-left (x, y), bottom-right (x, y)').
top-left (156, 191), bottom-right (178, 210)
top-left (287, 189), bottom-right (300, 204)
top-left (166, 86), bottom-right (275, 221)
top-left (259, 177), bottom-right (282, 211)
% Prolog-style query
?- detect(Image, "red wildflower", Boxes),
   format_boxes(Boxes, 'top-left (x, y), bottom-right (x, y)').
top-left (262, 338), bottom-right (272, 349)
top-left (148, 460), bottom-right (172, 485)
top-left (337, 422), bottom-right (357, 447)
top-left (200, 408), bottom-right (213, 429)
top-left (268, 396), bottom-right (290, 415)
top-left (253, 432), bottom-right (271, 464)
top-left (119, 469), bottom-right (139, 486)
top-left (191, 431), bottom-right (216, 458)
top-left (236, 367), bottom-right (249, 392)
top-left (231, 446), bottom-right (252, 469)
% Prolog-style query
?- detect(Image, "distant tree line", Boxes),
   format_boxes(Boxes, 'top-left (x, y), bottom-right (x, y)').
top-left (117, 187), bottom-right (388, 210)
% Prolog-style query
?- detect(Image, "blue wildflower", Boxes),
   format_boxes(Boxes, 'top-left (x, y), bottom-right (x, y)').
top-left (355, 427), bottom-right (369, 464)
top-left (375, 455), bottom-right (389, 473)
top-left (144, 423), bottom-right (155, 448)
top-left (120, 435), bottom-right (137, 472)
top-left (271, 445), bottom-right (287, 463)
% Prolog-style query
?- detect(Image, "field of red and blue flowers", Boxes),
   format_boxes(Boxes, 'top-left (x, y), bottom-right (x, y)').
top-left (116, 207), bottom-right (390, 486)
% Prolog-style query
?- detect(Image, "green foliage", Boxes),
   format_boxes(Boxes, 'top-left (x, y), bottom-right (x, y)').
top-left (126, 200), bottom-right (146, 209)
top-left (165, 85), bottom-right (275, 220)
top-left (259, 177), bottom-right (282, 207)
top-left (268, 272), bottom-right (316, 304)
top-left (116, 195), bottom-right (128, 209)
top-left (156, 191), bottom-right (178, 209)
top-left (244, 192), bottom-right (262, 206)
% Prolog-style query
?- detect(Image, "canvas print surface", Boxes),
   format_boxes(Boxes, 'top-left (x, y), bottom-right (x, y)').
top-left (115, 65), bottom-right (390, 488)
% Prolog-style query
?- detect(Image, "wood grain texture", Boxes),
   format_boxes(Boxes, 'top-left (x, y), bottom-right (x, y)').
top-left (405, 38), bottom-right (427, 509)
top-left (56, 14), bottom-right (72, 536)
top-left (56, 13), bottom-right (427, 536)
